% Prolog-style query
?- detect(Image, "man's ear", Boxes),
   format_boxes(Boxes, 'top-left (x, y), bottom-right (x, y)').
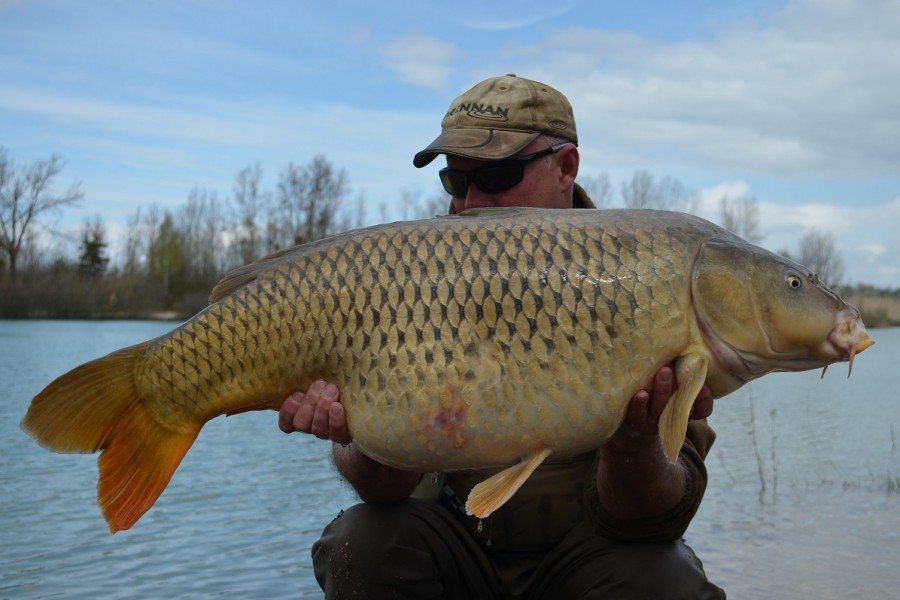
top-left (557, 145), bottom-right (579, 191)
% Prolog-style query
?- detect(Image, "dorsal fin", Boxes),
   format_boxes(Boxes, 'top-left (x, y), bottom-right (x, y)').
top-left (209, 261), bottom-right (271, 303)
top-left (208, 245), bottom-right (303, 303)
top-left (208, 210), bottom-right (525, 303)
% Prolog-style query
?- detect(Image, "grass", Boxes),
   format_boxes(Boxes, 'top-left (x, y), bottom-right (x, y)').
top-left (844, 292), bottom-right (900, 328)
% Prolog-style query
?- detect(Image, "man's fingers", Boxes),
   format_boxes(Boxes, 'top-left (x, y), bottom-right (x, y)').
top-left (278, 393), bottom-right (302, 433)
top-left (294, 393), bottom-right (318, 433)
top-left (309, 402), bottom-right (333, 439)
top-left (651, 366), bottom-right (674, 399)
top-left (644, 366), bottom-right (673, 423)
top-left (279, 380), bottom-right (351, 443)
top-left (691, 387), bottom-right (714, 420)
top-left (328, 402), bottom-right (352, 445)
top-left (307, 381), bottom-right (341, 439)
top-left (629, 389), bottom-right (650, 420)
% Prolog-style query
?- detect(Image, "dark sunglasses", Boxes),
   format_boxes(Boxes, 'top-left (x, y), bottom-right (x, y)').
top-left (438, 142), bottom-right (572, 197)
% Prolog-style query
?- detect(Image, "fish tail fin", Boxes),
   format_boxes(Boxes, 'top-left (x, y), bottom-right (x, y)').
top-left (659, 354), bottom-right (709, 463)
top-left (21, 344), bottom-right (199, 534)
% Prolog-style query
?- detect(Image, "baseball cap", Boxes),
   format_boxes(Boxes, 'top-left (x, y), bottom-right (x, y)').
top-left (413, 74), bottom-right (578, 168)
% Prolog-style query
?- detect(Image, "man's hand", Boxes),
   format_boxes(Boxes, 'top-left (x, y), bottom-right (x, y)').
top-left (278, 379), bottom-right (422, 502)
top-left (595, 364), bottom-right (714, 520)
top-left (279, 380), bottom-right (352, 445)
top-left (607, 365), bottom-right (713, 453)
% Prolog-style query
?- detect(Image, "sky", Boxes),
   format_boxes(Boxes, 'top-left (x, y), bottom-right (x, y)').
top-left (1, 0), bottom-right (898, 288)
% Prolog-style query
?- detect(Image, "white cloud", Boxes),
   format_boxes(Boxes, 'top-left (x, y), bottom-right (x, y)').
top-left (692, 181), bottom-right (753, 215)
top-left (346, 27), bottom-right (372, 46)
top-left (381, 33), bottom-right (461, 90)
top-left (504, 0), bottom-right (900, 177)
top-left (452, 0), bottom-right (578, 32)
top-left (861, 243), bottom-right (886, 260)
top-left (2, 0), bottom-right (897, 287)
top-left (688, 184), bottom-right (900, 288)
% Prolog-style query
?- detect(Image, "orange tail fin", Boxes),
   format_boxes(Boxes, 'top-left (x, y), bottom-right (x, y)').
top-left (20, 344), bottom-right (200, 533)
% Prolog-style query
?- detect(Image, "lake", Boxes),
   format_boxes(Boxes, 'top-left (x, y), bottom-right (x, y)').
top-left (1, 320), bottom-right (898, 599)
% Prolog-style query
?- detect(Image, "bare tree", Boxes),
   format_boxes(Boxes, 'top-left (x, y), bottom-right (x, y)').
top-left (578, 173), bottom-right (615, 208)
top-left (230, 162), bottom-right (268, 265)
top-left (683, 191), bottom-right (704, 216)
top-left (263, 204), bottom-right (283, 255)
top-left (181, 186), bottom-right (224, 284)
top-left (621, 170), bottom-right (655, 208)
top-left (0, 148), bottom-right (84, 278)
top-left (620, 170), bottom-right (687, 210)
top-left (347, 191), bottom-right (368, 231)
top-left (140, 203), bottom-right (164, 278)
top-left (276, 155), bottom-right (348, 248)
top-left (396, 185), bottom-right (450, 220)
top-left (123, 207), bottom-right (145, 276)
top-left (12, 226), bottom-right (44, 274)
top-left (656, 175), bottom-right (688, 210)
top-left (719, 193), bottom-right (763, 244)
top-left (795, 228), bottom-right (845, 287)
top-left (421, 188), bottom-right (451, 219)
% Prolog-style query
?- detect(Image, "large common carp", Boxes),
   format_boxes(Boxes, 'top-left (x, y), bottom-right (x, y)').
top-left (22, 208), bottom-right (873, 533)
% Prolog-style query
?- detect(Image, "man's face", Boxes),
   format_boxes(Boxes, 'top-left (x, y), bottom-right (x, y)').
top-left (446, 140), bottom-right (576, 213)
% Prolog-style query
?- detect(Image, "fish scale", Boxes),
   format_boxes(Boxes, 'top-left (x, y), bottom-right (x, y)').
top-left (22, 207), bottom-right (873, 531)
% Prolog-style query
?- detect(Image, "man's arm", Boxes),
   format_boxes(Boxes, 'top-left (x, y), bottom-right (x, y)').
top-left (330, 443), bottom-right (423, 503)
top-left (279, 380), bottom-right (422, 502)
top-left (594, 365), bottom-right (714, 520)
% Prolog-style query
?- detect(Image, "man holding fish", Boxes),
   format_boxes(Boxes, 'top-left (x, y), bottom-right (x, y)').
top-left (23, 73), bottom-right (871, 596)
top-left (280, 75), bottom-right (727, 599)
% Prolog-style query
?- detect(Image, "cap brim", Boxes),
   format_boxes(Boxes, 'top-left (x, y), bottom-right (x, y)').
top-left (413, 129), bottom-right (540, 168)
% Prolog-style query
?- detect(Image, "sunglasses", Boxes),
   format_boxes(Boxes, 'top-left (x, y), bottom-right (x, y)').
top-left (438, 142), bottom-right (572, 197)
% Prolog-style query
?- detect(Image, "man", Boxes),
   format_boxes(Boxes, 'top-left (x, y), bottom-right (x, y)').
top-left (279, 75), bottom-right (726, 599)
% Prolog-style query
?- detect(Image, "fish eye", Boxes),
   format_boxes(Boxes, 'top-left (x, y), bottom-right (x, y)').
top-left (786, 273), bottom-right (803, 289)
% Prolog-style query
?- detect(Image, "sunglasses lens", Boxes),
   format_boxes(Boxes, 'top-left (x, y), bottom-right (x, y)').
top-left (439, 170), bottom-right (468, 196)
top-left (437, 142), bottom-right (570, 198)
top-left (438, 151), bottom-right (544, 197)
top-left (473, 164), bottom-right (524, 194)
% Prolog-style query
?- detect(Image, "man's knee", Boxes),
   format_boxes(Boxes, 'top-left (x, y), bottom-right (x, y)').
top-left (539, 530), bottom-right (725, 600)
top-left (311, 501), bottom-right (452, 599)
top-left (610, 540), bottom-right (726, 600)
top-left (315, 503), bottom-right (404, 551)
top-left (312, 502), bottom-right (417, 573)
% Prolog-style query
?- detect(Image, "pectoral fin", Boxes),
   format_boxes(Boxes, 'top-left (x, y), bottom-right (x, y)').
top-left (465, 448), bottom-right (552, 518)
top-left (659, 354), bottom-right (709, 463)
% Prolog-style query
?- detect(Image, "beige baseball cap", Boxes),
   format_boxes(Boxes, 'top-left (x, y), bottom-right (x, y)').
top-left (413, 74), bottom-right (578, 168)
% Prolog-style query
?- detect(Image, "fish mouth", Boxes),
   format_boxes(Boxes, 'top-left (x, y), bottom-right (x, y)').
top-left (822, 314), bottom-right (875, 376)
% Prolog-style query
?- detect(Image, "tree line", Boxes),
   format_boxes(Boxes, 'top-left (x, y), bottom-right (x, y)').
top-left (2, 145), bottom-right (885, 323)
top-left (580, 170), bottom-right (848, 286)
top-left (0, 148), bottom-right (447, 319)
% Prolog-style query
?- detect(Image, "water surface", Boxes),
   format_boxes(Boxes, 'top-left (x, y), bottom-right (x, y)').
top-left (2, 320), bottom-right (897, 598)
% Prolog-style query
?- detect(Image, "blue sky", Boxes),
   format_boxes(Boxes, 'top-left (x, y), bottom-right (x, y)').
top-left (1, 0), bottom-right (898, 288)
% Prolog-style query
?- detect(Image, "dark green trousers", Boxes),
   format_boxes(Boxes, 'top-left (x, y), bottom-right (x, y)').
top-left (312, 500), bottom-right (726, 599)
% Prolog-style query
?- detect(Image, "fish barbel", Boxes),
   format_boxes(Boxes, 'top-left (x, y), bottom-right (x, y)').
top-left (21, 208), bottom-right (874, 532)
